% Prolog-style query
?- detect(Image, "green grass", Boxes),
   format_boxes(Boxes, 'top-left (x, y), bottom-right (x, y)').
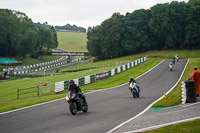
top-left (81, 59), bottom-right (160, 91)
top-left (0, 57), bottom-right (160, 113)
top-left (57, 54), bottom-right (147, 74)
top-left (152, 58), bottom-right (200, 107)
top-left (145, 50), bottom-right (200, 59)
top-left (143, 119), bottom-right (200, 133)
top-left (57, 32), bottom-right (88, 52)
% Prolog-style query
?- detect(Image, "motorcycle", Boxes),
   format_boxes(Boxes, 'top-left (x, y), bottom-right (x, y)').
top-left (66, 90), bottom-right (88, 115)
top-left (172, 58), bottom-right (175, 64)
top-left (129, 82), bottom-right (140, 98)
top-left (169, 63), bottom-right (173, 71)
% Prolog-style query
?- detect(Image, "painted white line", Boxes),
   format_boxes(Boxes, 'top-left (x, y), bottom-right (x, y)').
top-left (106, 59), bottom-right (189, 133)
top-left (125, 116), bottom-right (200, 133)
top-left (183, 101), bottom-right (200, 108)
top-left (0, 97), bottom-right (65, 115)
top-left (0, 59), bottom-right (164, 116)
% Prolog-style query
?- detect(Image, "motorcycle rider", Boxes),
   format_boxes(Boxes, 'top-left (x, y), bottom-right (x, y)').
top-left (129, 77), bottom-right (140, 93)
top-left (68, 80), bottom-right (87, 105)
top-left (169, 62), bottom-right (173, 71)
top-left (172, 57), bottom-right (175, 64)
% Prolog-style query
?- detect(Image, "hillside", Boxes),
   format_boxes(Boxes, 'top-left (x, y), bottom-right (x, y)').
top-left (57, 32), bottom-right (88, 52)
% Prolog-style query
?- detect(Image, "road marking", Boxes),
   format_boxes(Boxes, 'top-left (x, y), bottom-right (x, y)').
top-left (106, 59), bottom-right (189, 133)
top-left (124, 116), bottom-right (200, 133)
top-left (0, 60), bottom-right (164, 116)
top-left (183, 102), bottom-right (200, 108)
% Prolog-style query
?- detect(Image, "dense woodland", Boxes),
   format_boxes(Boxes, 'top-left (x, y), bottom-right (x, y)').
top-left (87, 0), bottom-right (200, 60)
top-left (35, 23), bottom-right (86, 33)
top-left (0, 9), bottom-right (58, 60)
top-left (55, 24), bottom-right (86, 33)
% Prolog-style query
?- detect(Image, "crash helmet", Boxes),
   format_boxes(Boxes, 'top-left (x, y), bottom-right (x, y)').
top-left (69, 80), bottom-right (75, 86)
top-left (130, 76), bottom-right (136, 82)
top-left (130, 76), bottom-right (134, 81)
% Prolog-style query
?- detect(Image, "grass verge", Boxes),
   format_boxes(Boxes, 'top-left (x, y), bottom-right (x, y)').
top-left (143, 119), bottom-right (200, 133)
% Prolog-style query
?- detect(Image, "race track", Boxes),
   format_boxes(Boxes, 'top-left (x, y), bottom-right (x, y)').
top-left (0, 59), bottom-right (188, 133)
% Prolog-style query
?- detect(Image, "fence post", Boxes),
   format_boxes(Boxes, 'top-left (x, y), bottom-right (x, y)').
top-left (37, 85), bottom-right (39, 96)
top-left (17, 88), bottom-right (19, 99)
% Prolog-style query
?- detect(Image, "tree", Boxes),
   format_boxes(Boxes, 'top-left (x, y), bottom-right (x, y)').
top-left (184, 0), bottom-right (200, 49)
top-left (87, 13), bottom-right (125, 60)
top-left (149, 2), bottom-right (187, 50)
top-left (122, 9), bottom-right (153, 53)
top-left (86, 1), bottom-right (199, 60)
top-left (0, 9), bottom-right (59, 59)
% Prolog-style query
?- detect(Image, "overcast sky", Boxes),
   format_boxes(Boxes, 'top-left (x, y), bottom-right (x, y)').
top-left (0, 0), bottom-right (188, 28)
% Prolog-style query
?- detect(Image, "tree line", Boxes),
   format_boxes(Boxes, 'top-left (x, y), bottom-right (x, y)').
top-left (0, 9), bottom-right (58, 60)
top-left (55, 24), bottom-right (86, 33)
top-left (87, 0), bottom-right (200, 60)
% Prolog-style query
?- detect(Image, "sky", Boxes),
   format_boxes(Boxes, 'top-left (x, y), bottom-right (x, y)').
top-left (0, 0), bottom-right (189, 29)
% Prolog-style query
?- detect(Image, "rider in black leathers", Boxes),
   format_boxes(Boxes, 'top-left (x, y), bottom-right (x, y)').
top-left (68, 80), bottom-right (87, 105)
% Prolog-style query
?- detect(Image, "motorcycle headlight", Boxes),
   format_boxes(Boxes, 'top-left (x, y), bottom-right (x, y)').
top-left (66, 96), bottom-right (69, 101)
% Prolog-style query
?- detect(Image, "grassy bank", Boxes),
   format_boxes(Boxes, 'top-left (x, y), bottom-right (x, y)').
top-left (57, 32), bottom-right (87, 52)
top-left (144, 119), bottom-right (200, 133)
top-left (145, 50), bottom-right (200, 59)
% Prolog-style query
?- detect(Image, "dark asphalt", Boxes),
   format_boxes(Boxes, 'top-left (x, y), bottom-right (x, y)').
top-left (0, 59), bottom-right (187, 133)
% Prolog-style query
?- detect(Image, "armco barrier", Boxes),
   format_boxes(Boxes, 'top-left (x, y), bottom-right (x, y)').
top-left (79, 77), bottom-right (85, 86)
top-left (3, 56), bottom-right (67, 75)
top-left (55, 57), bottom-right (147, 93)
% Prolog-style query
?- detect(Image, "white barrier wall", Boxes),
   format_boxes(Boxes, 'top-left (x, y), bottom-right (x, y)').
top-left (123, 65), bottom-right (126, 71)
top-left (117, 67), bottom-right (121, 73)
top-left (111, 69), bottom-right (115, 76)
top-left (85, 76), bottom-right (90, 84)
top-left (55, 81), bottom-right (65, 93)
top-left (127, 63), bottom-right (130, 69)
top-left (73, 79), bottom-right (79, 86)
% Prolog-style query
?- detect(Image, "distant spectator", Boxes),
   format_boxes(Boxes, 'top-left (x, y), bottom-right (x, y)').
top-left (189, 66), bottom-right (200, 96)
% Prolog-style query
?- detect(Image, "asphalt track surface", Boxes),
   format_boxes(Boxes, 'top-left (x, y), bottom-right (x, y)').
top-left (0, 59), bottom-right (187, 133)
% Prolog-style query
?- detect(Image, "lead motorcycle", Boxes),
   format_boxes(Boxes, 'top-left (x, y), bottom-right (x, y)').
top-left (66, 90), bottom-right (88, 115)
top-left (129, 82), bottom-right (140, 98)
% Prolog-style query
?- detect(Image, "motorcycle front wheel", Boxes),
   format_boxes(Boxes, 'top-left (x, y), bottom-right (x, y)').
top-left (82, 104), bottom-right (88, 113)
top-left (132, 90), bottom-right (136, 98)
top-left (137, 92), bottom-right (140, 98)
top-left (69, 102), bottom-right (77, 115)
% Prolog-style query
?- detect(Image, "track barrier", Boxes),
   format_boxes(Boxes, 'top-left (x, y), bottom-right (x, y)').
top-left (55, 56), bottom-right (147, 93)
